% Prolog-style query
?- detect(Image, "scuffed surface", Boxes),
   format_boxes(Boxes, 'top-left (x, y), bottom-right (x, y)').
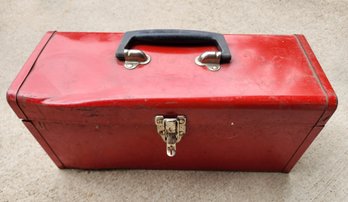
top-left (1, 0), bottom-right (347, 201)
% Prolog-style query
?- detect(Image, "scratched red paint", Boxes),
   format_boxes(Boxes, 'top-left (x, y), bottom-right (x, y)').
top-left (7, 32), bottom-right (337, 172)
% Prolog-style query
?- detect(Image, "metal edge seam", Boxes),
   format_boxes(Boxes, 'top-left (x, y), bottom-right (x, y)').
top-left (15, 31), bottom-right (65, 168)
top-left (23, 120), bottom-right (65, 168)
top-left (15, 31), bottom-right (57, 120)
top-left (282, 35), bottom-right (329, 172)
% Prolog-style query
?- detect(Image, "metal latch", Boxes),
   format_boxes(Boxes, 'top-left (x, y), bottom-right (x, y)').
top-left (195, 51), bottom-right (222, 71)
top-left (123, 49), bottom-right (151, 69)
top-left (155, 115), bottom-right (186, 157)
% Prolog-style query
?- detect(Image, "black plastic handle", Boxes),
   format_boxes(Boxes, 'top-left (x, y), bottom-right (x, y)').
top-left (115, 29), bottom-right (231, 63)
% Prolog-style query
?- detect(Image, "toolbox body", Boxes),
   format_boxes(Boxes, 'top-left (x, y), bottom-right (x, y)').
top-left (7, 30), bottom-right (337, 172)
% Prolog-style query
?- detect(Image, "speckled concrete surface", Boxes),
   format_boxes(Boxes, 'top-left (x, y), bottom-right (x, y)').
top-left (1, 0), bottom-right (347, 201)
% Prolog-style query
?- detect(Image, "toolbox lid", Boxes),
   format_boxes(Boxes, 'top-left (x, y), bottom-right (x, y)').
top-left (7, 31), bottom-right (337, 124)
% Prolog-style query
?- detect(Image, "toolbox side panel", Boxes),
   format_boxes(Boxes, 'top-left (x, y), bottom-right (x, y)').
top-left (22, 121), bottom-right (64, 168)
top-left (280, 35), bottom-right (338, 172)
top-left (295, 35), bottom-right (338, 126)
top-left (6, 32), bottom-right (55, 119)
top-left (283, 126), bottom-right (323, 172)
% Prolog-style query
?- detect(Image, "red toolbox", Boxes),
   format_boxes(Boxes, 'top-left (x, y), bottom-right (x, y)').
top-left (7, 30), bottom-right (337, 172)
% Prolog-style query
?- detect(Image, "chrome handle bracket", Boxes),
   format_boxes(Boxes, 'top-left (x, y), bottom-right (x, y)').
top-left (123, 49), bottom-right (151, 69)
top-left (195, 51), bottom-right (222, 71)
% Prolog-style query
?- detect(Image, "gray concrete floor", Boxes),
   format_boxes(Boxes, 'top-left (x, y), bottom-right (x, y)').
top-left (1, 0), bottom-right (348, 201)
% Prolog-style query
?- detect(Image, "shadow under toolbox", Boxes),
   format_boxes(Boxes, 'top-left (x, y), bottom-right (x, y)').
top-left (7, 30), bottom-right (337, 172)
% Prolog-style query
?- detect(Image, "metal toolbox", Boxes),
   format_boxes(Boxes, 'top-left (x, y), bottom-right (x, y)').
top-left (7, 30), bottom-right (337, 172)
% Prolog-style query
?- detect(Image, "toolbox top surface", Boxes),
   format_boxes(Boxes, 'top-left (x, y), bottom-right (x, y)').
top-left (11, 32), bottom-right (330, 108)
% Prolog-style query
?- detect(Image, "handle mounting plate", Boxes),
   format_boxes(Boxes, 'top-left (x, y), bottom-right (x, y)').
top-left (195, 51), bottom-right (222, 71)
top-left (124, 49), bottom-right (151, 69)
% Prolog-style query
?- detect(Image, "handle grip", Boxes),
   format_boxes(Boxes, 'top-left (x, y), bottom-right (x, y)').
top-left (115, 29), bottom-right (232, 63)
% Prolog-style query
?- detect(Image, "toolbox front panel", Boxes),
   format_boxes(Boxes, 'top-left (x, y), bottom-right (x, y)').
top-left (31, 107), bottom-right (323, 171)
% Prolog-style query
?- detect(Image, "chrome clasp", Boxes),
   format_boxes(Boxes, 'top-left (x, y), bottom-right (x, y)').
top-left (155, 115), bottom-right (186, 157)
